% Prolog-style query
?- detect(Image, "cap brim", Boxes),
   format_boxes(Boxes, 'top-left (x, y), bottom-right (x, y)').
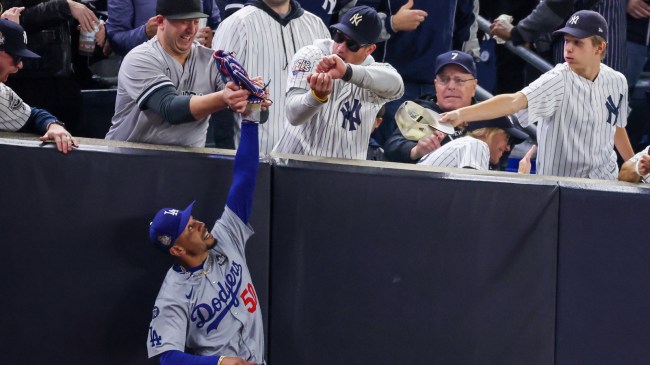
top-left (395, 101), bottom-right (455, 141)
top-left (176, 200), bottom-right (195, 239)
top-left (435, 61), bottom-right (476, 77)
top-left (330, 24), bottom-right (369, 45)
top-left (552, 27), bottom-right (592, 40)
top-left (164, 12), bottom-right (208, 20)
top-left (15, 48), bottom-right (40, 59)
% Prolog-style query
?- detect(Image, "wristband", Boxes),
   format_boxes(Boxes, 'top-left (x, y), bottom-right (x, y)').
top-left (311, 89), bottom-right (328, 103)
top-left (342, 64), bottom-right (353, 82)
top-left (634, 159), bottom-right (643, 177)
top-left (217, 356), bottom-right (225, 365)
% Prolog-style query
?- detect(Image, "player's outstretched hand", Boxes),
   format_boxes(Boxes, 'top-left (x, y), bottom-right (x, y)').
top-left (391, 0), bottom-right (428, 32)
top-left (40, 123), bottom-right (77, 154)
top-left (223, 81), bottom-right (251, 113)
top-left (307, 72), bottom-right (333, 101)
top-left (438, 110), bottom-right (464, 128)
top-left (518, 144), bottom-right (537, 174)
top-left (410, 131), bottom-right (445, 161)
top-left (220, 356), bottom-right (256, 365)
top-left (315, 55), bottom-right (346, 79)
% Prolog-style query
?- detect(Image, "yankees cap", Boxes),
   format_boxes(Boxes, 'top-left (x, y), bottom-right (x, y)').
top-left (553, 10), bottom-right (607, 41)
top-left (156, 0), bottom-right (208, 20)
top-left (466, 116), bottom-right (528, 145)
top-left (396, 100), bottom-right (455, 141)
top-left (434, 51), bottom-right (476, 78)
top-left (0, 19), bottom-right (39, 59)
top-left (149, 201), bottom-right (195, 252)
top-left (330, 6), bottom-right (382, 46)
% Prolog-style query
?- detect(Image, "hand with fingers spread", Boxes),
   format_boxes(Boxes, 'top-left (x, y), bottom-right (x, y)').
top-left (391, 0), bottom-right (428, 32)
top-left (67, 0), bottom-right (99, 33)
top-left (307, 72), bottom-right (333, 101)
top-left (628, 0), bottom-right (650, 19)
top-left (518, 144), bottom-right (537, 174)
top-left (410, 130), bottom-right (446, 160)
top-left (40, 122), bottom-right (77, 154)
top-left (1, 6), bottom-right (24, 24)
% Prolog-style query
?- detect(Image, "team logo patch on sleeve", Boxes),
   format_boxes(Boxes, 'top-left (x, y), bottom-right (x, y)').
top-left (8, 92), bottom-right (23, 110)
top-left (291, 59), bottom-right (312, 76)
top-left (152, 306), bottom-right (160, 319)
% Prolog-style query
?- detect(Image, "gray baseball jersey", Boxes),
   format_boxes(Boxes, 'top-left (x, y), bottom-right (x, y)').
top-left (628, 146), bottom-right (650, 183)
top-left (147, 207), bottom-right (264, 363)
top-left (0, 83), bottom-right (31, 131)
top-left (272, 39), bottom-right (404, 160)
top-left (106, 38), bottom-right (224, 147)
top-left (212, 4), bottom-right (329, 154)
top-left (417, 136), bottom-right (489, 170)
top-left (520, 62), bottom-right (628, 180)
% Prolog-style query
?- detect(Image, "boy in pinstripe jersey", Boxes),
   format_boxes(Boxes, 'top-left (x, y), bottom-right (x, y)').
top-left (441, 10), bottom-right (633, 180)
top-left (272, 6), bottom-right (404, 160)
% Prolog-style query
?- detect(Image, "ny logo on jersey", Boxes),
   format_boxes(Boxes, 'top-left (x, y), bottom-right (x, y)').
top-left (350, 13), bottom-right (363, 26)
top-left (568, 15), bottom-right (579, 25)
top-left (322, 0), bottom-right (336, 14)
top-left (605, 94), bottom-right (624, 125)
top-left (340, 99), bottom-right (362, 131)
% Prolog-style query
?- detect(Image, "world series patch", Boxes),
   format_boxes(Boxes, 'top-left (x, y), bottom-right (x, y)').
top-left (291, 59), bottom-right (312, 76)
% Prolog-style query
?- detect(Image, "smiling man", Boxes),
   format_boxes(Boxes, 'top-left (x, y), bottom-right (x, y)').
top-left (147, 120), bottom-right (264, 365)
top-left (440, 10), bottom-right (633, 180)
top-left (272, 5), bottom-right (404, 160)
top-left (106, 0), bottom-right (256, 147)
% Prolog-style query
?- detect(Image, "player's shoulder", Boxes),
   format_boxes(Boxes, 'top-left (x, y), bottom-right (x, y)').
top-left (122, 39), bottom-right (165, 67)
top-left (598, 63), bottom-right (627, 84)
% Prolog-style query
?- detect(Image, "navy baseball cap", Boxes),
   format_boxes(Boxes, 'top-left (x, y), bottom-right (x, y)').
top-left (466, 116), bottom-right (528, 144)
top-left (0, 19), bottom-right (40, 59)
top-left (157, 0), bottom-right (207, 20)
top-left (330, 6), bottom-right (382, 45)
top-left (553, 10), bottom-right (607, 41)
top-left (149, 201), bottom-right (195, 252)
top-left (434, 51), bottom-right (476, 77)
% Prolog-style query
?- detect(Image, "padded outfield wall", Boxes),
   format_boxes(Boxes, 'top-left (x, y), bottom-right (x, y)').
top-left (0, 135), bottom-right (648, 365)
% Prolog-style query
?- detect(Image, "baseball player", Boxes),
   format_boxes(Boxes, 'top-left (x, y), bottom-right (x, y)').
top-left (272, 6), bottom-right (404, 160)
top-left (440, 10), bottom-right (633, 180)
top-left (418, 116), bottom-right (527, 170)
top-left (105, 0), bottom-right (254, 147)
top-left (0, 19), bottom-right (76, 154)
top-left (212, 0), bottom-right (330, 154)
top-left (619, 146), bottom-right (650, 183)
top-left (147, 118), bottom-right (264, 365)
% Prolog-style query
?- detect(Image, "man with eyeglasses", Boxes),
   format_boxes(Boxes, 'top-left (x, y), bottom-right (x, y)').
top-left (384, 50), bottom-right (482, 163)
top-left (272, 5), bottom-right (404, 160)
top-left (0, 19), bottom-right (77, 154)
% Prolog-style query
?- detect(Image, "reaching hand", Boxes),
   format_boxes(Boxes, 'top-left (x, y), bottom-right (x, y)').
top-left (391, 0), bottom-right (428, 32)
top-left (307, 72), bottom-right (333, 101)
top-left (628, 0), bottom-right (650, 19)
top-left (1, 6), bottom-right (24, 24)
top-left (67, 0), bottom-right (98, 33)
top-left (438, 110), bottom-right (465, 128)
top-left (518, 145), bottom-right (537, 174)
top-left (410, 131), bottom-right (446, 160)
top-left (223, 81), bottom-right (251, 114)
top-left (490, 19), bottom-right (513, 41)
top-left (40, 123), bottom-right (77, 154)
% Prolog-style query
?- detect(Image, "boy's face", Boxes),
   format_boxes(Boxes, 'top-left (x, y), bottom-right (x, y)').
top-left (563, 35), bottom-right (604, 69)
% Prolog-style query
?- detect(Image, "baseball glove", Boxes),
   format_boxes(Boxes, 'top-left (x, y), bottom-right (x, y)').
top-left (213, 50), bottom-right (271, 105)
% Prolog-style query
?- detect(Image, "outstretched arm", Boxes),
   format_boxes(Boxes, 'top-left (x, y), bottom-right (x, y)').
top-left (439, 92), bottom-right (528, 128)
top-left (226, 122), bottom-right (259, 224)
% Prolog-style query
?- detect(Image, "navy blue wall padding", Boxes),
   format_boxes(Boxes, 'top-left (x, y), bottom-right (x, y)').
top-left (555, 184), bottom-right (650, 365)
top-left (0, 142), bottom-right (270, 365)
top-left (270, 161), bottom-right (559, 365)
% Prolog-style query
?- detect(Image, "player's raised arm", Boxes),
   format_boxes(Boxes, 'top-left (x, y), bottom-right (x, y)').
top-left (440, 92), bottom-right (528, 128)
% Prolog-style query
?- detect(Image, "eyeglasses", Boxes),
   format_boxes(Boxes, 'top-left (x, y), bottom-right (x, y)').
top-left (333, 30), bottom-right (368, 52)
top-left (435, 75), bottom-right (476, 86)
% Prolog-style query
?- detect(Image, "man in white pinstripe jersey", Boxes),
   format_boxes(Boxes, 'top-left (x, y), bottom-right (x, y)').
top-left (273, 6), bottom-right (404, 160)
top-left (212, 0), bottom-right (330, 154)
top-left (440, 10), bottom-right (633, 180)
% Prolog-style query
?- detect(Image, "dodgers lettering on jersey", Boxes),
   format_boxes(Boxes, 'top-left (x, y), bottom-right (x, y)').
top-left (520, 63), bottom-right (628, 180)
top-left (273, 39), bottom-right (404, 160)
top-left (213, 5), bottom-right (330, 154)
top-left (418, 136), bottom-right (489, 170)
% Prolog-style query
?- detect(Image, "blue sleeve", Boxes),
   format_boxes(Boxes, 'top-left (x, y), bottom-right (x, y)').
top-left (143, 85), bottom-right (195, 125)
top-left (226, 122), bottom-right (259, 224)
top-left (202, 0), bottom-right (221, 29)
top-left (29, 108), bottom-right (58, 134)
top-left (453, 0), bottom-right (475, 47)
top-left (159, 350), bottom-right (220, 365)
top-left (106, 0), bottom-right (149, 57)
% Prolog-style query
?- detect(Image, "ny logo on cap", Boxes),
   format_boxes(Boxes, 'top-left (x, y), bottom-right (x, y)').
top-left (22, 31), bottom-right (27, 45)
top-left (598, 27), bottom-right (603, 33)
top-left (569, 15), bottom-right (579, 25)
top-left (350, 13), bottom-right (363, 26)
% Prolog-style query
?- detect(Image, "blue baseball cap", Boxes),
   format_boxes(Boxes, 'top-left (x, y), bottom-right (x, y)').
top-left (330, 6), bottom-right (382, 45)
top-left (553, 10), bottom-right (607, 41)
top-left (434, 51), bottom-right (476, 78)
top-left (0, 19), bottom-right (40, 58)
top-left (149, 201), bottom-right (195, 252)
top-left (466, 116), bottom-right (528, 145)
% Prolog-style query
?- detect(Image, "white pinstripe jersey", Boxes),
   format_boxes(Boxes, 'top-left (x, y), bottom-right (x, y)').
top-left (212, 5), bottom-right (329, 154)
top-left (272, 39), bottom-right (404, 160)
top-left (628, 146), bottom-right (650, 183)
top-left (520, 63), bottom-right (628, 180)
top-left (417, 136), bottom-right (489, 170)
top-left (106, 38), bottom-right (223, 147)
top-left (0, 83), bottom-right (31, 132)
